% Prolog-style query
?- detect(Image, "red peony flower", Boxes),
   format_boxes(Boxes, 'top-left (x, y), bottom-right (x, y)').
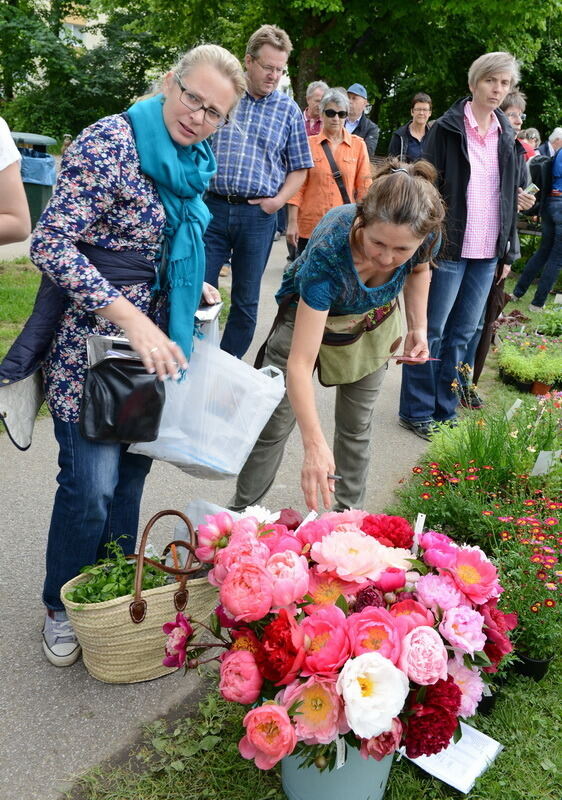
top-left (423, 676), bottom-right (462, 715)
top-left (360, 514), bottom-right (414, 549)
top-left (276, 508), bottom-right (304, 530)
top-left (403, 702), bottom-right (458, 758)
top-left (254, 609), bottom-right (305, 686)
top-left (354, 585), bottom-right (385, 612)
top-left (479, 599), bottom-right (517, 673)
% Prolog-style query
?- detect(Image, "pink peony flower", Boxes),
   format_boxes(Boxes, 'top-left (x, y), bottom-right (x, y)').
top-left (296, 518), bottom-right (333, 549)
top-left (375, 567), bottom-right (406, 592)
top-left (360, 717), bottom-right (403, 761)
top-left (280, 676), bottom-right (349, 744)
top-left (239, 703), bottom-right (297, 769)
top-left (219, 563), bottom-right (274, 622)
top-left (439, 607), bottom-right (486, 655)
top-left (195, 512), bottom-right (233, 562)
top-left (219, 649), bottom-right (263, 704)
top-left (398, 626), bottom-right (448, 685)
top-left (447, 658), bottom-right (484, 718)
top-left (260, 523), bottom-right (303, 556)
top-left (320, 509), bottom-right (368, 527)
top-left (208, 532), bottom-right (270, 587)
top-left (266, 550), bottom-right (310, 609)
top-left (447, 546), bottom-right (502, 605)
top-left (420, 531), bottom-right (459, 569)
top-left (300, 605), bottom-right (352, 676)
top-left (230, 516), bottom-right (260, 536)
top-left (311, 528), bottom-right (411, 584)
top-left (162, 612), bottom-right (194, 668)
top-left (388, 599), bottom-right (435, 636)
top-left (306, 568), bottom-right (364, 611)
top-left (415, 572), bottom-right (464, 611)
top-left (347, 606), bottom-right (402, 664)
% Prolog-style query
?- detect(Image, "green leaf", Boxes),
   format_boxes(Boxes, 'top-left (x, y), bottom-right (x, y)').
top-left (335, 594), bottom-right (349, 614)
top-left (170, 760), bottom-right (185, 771)
top-left (540, 758), bottom-right (555, 771)
top-left (452, 723), bottom-right (463, 744)
top-left (405, 557), bottom-right (429, 574)
top-left (199, 735), bottom-right (221, 751)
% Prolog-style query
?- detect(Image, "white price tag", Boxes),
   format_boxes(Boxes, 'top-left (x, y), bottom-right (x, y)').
top-left (335, 736), bottom-right (347, 769)
top-left (412, 513), bottom-right (426, 556)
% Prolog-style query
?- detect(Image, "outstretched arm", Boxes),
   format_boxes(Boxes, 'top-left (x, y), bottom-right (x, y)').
top-left (0, 161), bottom-right (31, 244)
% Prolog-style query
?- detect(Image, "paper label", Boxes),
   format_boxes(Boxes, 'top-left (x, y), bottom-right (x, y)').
top-left (412, 513), bottom-right (426, 556)
top-left (295, 510), bottom-right (318, 533)
top-left (505, 399), bottom-right (523, 420)
top-left (335, 736), bottom-right (347, 769)
top-left (531, 450), bottom-right (562, 476)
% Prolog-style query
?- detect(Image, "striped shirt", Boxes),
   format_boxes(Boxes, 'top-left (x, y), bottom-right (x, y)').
top-left (209, 90), bottom-right (313, 198)
top-left (461, 101), bottom-right (501, 259)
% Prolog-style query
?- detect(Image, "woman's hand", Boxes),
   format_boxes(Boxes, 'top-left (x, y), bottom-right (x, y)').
top-left (301, 439), bottom-right (337, 511)
top-left (397, 328), bottom-right (429, 363)
top-left (201, 282), bottom-right (221, 304)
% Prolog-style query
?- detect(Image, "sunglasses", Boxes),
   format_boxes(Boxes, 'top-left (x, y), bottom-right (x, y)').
top-left (324, 109), bottom-right (347, 119)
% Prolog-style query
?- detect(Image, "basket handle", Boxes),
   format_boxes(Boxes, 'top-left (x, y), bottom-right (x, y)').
top-left (129, 509), bottom-right (200, 624)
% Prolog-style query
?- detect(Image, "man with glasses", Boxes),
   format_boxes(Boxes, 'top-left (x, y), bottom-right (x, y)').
top-left (204, 24), bottom-right (313, 358)
top-left (345, 83), bottom-right (380, 161)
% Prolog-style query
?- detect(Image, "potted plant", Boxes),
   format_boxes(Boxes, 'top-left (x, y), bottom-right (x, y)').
top-left (163, 507), bottom-right (514, 800)
top-left (535, 307), bottom-right (562, 338)
top-left (497, 332), bottom-right (562, 392)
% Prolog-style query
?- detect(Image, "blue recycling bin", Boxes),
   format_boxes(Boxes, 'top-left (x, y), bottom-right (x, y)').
top-left (11, 132), bottom-right (57, 228)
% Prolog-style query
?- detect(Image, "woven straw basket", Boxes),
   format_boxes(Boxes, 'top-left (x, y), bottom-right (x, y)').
top-left (61, 509), bottom-right (217, 684)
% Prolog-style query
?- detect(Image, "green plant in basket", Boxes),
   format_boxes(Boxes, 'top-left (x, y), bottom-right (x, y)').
top-left (64, 541), bottom-right (168, 604)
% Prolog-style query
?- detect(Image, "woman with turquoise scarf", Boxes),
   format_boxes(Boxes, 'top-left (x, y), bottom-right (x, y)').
top-left (29, 45), bottom-right (246, 667)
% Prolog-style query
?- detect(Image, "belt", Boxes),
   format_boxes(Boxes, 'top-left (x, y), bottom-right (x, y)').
top-left (207, 191), bottom-right (260, 205)
top-left (551, 189), bottom-right (562, 196)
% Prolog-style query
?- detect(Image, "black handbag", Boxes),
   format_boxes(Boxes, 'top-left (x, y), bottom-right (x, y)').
top-left (79, 340), bottom-right (165, 443)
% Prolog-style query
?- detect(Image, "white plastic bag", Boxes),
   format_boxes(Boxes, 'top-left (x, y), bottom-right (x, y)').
top-left (129, 337), bottom-right (285, 479)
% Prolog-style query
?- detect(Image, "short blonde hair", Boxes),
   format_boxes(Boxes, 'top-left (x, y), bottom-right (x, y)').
top-left (171, 44), bottom-right (246, 106)
top-left (468, 52), bottom-right (520, 91)
top-left (246, 25), bottom-right (292, 59)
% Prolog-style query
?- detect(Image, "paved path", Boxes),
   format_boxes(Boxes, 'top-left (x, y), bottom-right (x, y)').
top-left (0, 239), bottom-right (427, 799)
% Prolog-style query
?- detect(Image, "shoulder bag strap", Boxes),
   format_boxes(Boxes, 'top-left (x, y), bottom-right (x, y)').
top-left (320, 140), bottom-right (351, 204)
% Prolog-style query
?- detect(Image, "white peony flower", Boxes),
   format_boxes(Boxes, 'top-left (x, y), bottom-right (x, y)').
top-left (336, 652), bottom-right (410, 739)
top-left (240, 505), bottom-right (280, 524)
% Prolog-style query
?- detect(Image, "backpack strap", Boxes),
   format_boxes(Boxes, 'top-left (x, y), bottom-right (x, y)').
top-left (320, 140), bottom-right (351, 204)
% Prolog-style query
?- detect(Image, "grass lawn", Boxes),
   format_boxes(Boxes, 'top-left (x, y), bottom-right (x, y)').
top-left (0, 257), bottom-right (41, 360)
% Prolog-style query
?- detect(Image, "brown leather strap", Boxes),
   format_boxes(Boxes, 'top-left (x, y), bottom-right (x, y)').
top-left (253, 293), bottom-right (299, 369)
top-left (320, 140), bottom-right (351, 204)
top-left (128, 509), bottom-right (200, 623)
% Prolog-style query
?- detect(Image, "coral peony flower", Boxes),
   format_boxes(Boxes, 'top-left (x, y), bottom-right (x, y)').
top-left (447, 659), bottom-right (484, 718)
top-left (360, 718), bottom-right (403, 761)
top-left (239, 703), bottom-right (296, 769)
top-left (336, 652), bottom-right (410, 739)
top-left (420, 531), bottom-right (459, 569)
top-left (375, 567), bottom-right (406, 592)
top-left (398, 626), bottom-right (448, 685)
top-left (415, 572), bottom-right (464, 611)
top-left (306, 568), bottom-right (363, 611)
top-left (300, 606), bottom-right (352, 676)
top-left (162, 612), bottom-right (194, 668)
top-left (347, 606), bottom-right (402, 664)
top-left (388, 599), bottom-right (435, 636)
top-left (266, 550), bottom-right (310, 609)
top-left (219, 649), bottom-right (263, 704)
top-left (230, 627), bottom-right (262, 656)
top-left (447, 546), bottom-right (502, 605)
top-left (260, 523), bottom-right (303, 556)
top-left (219, 563), bottom-right (274, 622)
top-left (208, 532), bottom-right (270, 587)
top-left (479, 599), bottom-right (518, 673)
top-left (195, 511), bottom-right (234, 562)
top-left (311, 528), bottom-right (411, 584)
top-left (255, 609), bottom-right (305, 685)
top-left (361, 514), bottom-right (414, 549)
top-left (296, 518), bottom-right (333, 549)
top-left (280, 676), bottom-right (349, 744)
top-left (439, 607), bottom-right (486, 655)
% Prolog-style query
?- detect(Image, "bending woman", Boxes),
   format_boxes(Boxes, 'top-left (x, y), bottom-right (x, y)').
top-left (25, 45), bottom-right (245, 666)
top-left (232, 159), bottom-right (444, 512)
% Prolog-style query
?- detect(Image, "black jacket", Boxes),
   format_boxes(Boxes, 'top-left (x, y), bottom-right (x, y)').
top-left (352, 113), bottom-right (380, 160)
top-left (423, 97), bottom-right (519, 262)
top-left (388, 122), bottom-right (430, 161)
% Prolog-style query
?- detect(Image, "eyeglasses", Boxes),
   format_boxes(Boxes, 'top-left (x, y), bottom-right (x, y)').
top-left (506, 111), bottom-right (527, 121)
top-left (174, 75), bottom-right (228, 129)
top-left (251, 58), bottom-right (288, 76)
top-left (324, 109), bottom-right (347, 119)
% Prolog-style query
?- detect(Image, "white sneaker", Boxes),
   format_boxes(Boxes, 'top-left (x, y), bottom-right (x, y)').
top-left (42, 610), bottom-right (81, 666)
top-left (528, 304), bottom-right (543, 313)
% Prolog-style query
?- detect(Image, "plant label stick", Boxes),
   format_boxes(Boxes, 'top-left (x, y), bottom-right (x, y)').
top-left (412, 513), bottom-right (426, 556)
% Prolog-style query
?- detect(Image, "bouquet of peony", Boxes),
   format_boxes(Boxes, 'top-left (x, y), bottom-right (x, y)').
top-left (162, 507), bottom-right (516, 770)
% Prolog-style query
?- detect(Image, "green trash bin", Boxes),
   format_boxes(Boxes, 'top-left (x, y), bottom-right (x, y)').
top-left (11, 132), bottom-right (57, 229)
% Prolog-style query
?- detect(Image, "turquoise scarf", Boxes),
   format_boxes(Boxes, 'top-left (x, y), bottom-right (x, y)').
top-left (128, 93), bottom-right (217, 359)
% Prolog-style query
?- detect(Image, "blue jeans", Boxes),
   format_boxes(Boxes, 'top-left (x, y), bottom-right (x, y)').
top-left (400, 257), bottom-right (497, 423)
top-left (514, 197), bottom-right (562, 307)
top-left (43, 417), bottom-right (152, 610)
top-left (204, 194), bottom-right (277, 358)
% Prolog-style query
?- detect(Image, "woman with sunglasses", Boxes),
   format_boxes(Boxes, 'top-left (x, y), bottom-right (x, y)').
top-left (11, 45), bottom-right (246, 667)
top-left (286, 89), bottom-right (372, 255)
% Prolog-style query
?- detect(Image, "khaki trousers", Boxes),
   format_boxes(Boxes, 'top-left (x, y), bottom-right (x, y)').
top-left (231, 313), bottom-right (387, 511)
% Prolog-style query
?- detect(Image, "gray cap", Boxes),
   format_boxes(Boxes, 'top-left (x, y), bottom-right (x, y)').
top-left (347, 83), bottom-right (367, 99)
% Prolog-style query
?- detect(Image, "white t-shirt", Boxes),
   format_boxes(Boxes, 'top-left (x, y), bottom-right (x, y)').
top-left (0, 117), bottom-right (21, 171)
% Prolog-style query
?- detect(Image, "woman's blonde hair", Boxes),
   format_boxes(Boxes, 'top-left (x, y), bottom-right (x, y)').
top-left (171, 44), bottom-right (246, 106)
top-left (351, 158), bottom-right (445, 258)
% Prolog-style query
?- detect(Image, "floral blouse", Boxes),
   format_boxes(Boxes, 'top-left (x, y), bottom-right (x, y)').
top-left (30, 114), bottom-right (166, 422)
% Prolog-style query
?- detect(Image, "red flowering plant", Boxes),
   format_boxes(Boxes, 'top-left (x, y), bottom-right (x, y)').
top-left (162, 506), bottom-right (515, 772)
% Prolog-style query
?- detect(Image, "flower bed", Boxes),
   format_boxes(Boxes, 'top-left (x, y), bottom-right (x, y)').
top-left (163, 508), bottom-right (516, 774)
top-left (496, 331), bottom-right (562, 389)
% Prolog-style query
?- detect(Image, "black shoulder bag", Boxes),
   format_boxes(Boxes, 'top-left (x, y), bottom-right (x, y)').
top-left (320, 140), bottom-right (351, 204)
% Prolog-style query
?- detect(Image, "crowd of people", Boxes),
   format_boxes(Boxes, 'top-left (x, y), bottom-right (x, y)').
top-left (0, 24), bottom-right (560, 669)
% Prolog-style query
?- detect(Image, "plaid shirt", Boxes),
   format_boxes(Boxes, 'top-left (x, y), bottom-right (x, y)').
top-left (461, 101), bottom-right (501, 259)
top-left (209, 90), bottom-right (313, 197)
